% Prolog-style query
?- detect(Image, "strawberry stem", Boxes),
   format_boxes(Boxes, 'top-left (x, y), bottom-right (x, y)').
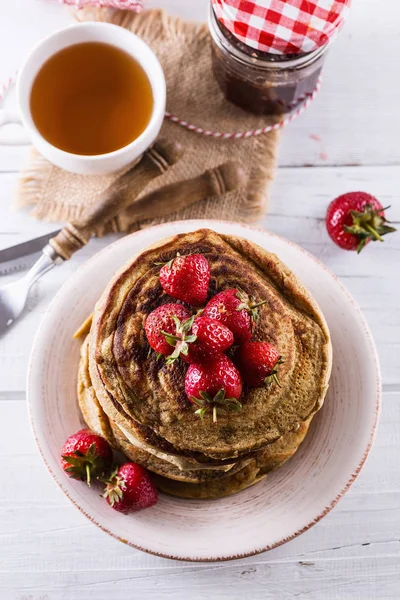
top-left (191, 389), bottom-right (242, 422)
top-left (364, 223), bottom-right (383, 242)
top-left (249, 299), bottom-right (268, 310)
top-left (342, 203), bottom-right (396, 253)
top-left (235, 288), bottom-right (267, 324)
top-left (264, 369), bottom-right (282, 388)
top-left (272, 373), bottom-right (281, 388)
top-left (86, 463), bottom-right (91, 487)
top-left (213, 405), bottom-right (218, 424)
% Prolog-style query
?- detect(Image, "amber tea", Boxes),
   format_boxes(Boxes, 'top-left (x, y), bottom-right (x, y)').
top-left (30, 42), bottom-right (154, 155)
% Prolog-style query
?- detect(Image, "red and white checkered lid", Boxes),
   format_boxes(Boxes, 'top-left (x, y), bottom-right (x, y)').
top-left (212, 0), bottom-right (350, 55)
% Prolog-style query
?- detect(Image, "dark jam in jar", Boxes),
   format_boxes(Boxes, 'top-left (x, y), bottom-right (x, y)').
top-left (209, 7), bottom-right (327, 116)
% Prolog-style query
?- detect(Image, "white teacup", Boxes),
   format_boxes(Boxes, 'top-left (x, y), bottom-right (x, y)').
top-left (0, 23), bottom-right (166, 175)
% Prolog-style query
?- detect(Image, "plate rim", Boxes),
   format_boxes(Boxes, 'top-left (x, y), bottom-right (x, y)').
top-left (27, 219), bottom-right (382, 562)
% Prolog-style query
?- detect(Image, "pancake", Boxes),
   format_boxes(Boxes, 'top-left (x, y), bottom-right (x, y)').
top-left (88, 229), bottom-right (331, 459)
top-left (79, 337), bottom-right (252, 483)
top-left (109, 421), bottom-right (254, 483)
top-left (149, 419), bottom-right (311, 499)
top-left (152, 464), bottom-right (266, 499)
top-left (256, 418), bottom-right (310, 473)
top-left (79, 336), bottom-right (252, 481)
top-left (78, 336), bottom-right (312, 496)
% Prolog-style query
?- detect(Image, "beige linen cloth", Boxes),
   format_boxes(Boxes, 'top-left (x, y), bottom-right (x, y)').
top-left (15, 8), bottom-right (280, 234)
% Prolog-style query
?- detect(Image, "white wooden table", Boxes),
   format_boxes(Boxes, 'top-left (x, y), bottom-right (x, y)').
top-left (0, 1), bottom-right (399, 598)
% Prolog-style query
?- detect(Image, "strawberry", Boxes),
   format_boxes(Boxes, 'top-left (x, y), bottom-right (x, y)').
top-left (103, 463), bottom-right (158, 514)
top-left (202, 288), bottom-right (266, 344)
top-left (185, 354), bottom-right (242, 423)
top-left (234, 341), bottom-right (282, 388)
top-left (186, 316), bottom-right (234, 363)
top-left (145, 303), bottom-right (191, 356)
top-left (158, 253), bottom-right (210, 306)
top-left (61, 429), bottom-right (113, 486)
top-left (326, 192), bottom-right (396, 253)
top-left (164, 315), bottom-right (234, 364)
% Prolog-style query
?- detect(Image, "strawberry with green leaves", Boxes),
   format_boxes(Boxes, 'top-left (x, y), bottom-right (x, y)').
top-left (185, 354), bottom-right (242, 423)
top-left (203, 288), bottom-right (266, 344)
top-left (163, 314), bottom-right (234, 364)
top-left (144, 303), bottom-right (191, 357)
top-left (158, 253), bottom-right (210, 306)
top-left (104, 463), bottom-right (158, 514)
top-left (235, 341), bottom-right (283, 388)
top-left (326, 192), bottom-right (396, 253)
top-left (61, 429), bottom-right (113, 486)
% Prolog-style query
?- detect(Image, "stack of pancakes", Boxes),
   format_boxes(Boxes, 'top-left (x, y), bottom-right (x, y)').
top-left (77, 229), bottom-right (332, 499)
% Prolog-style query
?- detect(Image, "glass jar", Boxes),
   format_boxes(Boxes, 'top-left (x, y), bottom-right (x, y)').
top-left (208, 5), bottom-right (328, 116)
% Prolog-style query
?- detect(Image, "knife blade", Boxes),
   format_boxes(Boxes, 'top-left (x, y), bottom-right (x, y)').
top-left (0, 230), bottom-right (61, 265)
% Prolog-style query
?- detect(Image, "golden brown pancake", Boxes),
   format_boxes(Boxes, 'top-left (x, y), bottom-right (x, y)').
top-left (78, 335), bottom-right (312, 497)
top-left (133, 421), bottom-right (311, 499)
top-left (152, 464), bottom-right (266, 499)
top-left (256, 419), bottom-right (311, 473)
top-left (79, 337), bottom-right (252, 483)
top-left (88, 229), bottom-right (331, 460)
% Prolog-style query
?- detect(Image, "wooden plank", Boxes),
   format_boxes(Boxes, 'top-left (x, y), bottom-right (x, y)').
top-left (0, 396), bottom-right (399, 598)
top-left (0, 557), bottom-right (399, 600)
top-left (280, 0), bottom-right (400, 167)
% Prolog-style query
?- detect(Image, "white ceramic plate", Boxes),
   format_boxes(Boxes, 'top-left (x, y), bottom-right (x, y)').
top-left (27, 220), bottom-right (381, 561)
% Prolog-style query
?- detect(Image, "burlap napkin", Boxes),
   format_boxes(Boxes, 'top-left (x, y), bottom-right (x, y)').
top-left (16, 9), bottom-right (280, 233)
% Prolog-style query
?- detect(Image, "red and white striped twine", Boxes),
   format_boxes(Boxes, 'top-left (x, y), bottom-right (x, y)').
top-left (165, 77), bottom-right (321, 139)
top-left (57, 0), bottom-right (144, 10)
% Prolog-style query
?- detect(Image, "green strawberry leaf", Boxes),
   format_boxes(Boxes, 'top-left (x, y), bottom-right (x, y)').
top-left (192, 389), bottom-right (242, 422)
top-left (182, 315), bottom-right (195, 332)
top-left (194, 407), bottom-right (208, 419)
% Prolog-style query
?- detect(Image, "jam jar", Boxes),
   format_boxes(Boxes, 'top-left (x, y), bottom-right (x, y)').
top-left (209, 0), bottom-right (349, 117)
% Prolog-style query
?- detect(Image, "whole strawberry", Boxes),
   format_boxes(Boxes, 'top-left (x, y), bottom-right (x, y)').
top-left (61, 429), bottom-right (113, 486)
top-left (326, 192), bottom-right (396, 253)
top-left (203, 288), bottom-right (266, 344)
top-left (165, 315), bottom-right (234, 364)
top-left (145, 303), bottom-right (191, 356)
top-left (235, 341), bottom-right (282, 388)
top-left (185, 354), bottom-right (242, 422)
top-left (186, 316), bottom-right (234, 363)
top-left (159, 253), bottom-right (210, 306)
top-left (104, 463), bottom-right (158, 514)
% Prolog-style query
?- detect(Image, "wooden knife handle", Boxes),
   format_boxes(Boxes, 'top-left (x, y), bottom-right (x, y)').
top-left (49, 139), bottom-right (183, 260)
top-left (121, 161), bottom-right (245, 225)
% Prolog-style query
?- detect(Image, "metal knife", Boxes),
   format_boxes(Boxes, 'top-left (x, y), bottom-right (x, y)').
top-left (0, 230), bottom-right (61, 268)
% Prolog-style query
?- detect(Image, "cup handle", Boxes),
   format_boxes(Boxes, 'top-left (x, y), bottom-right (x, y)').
top-left (0, 108), bottom-right (30, 145)
top-left (0, 109), bottom-right (21, 126)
